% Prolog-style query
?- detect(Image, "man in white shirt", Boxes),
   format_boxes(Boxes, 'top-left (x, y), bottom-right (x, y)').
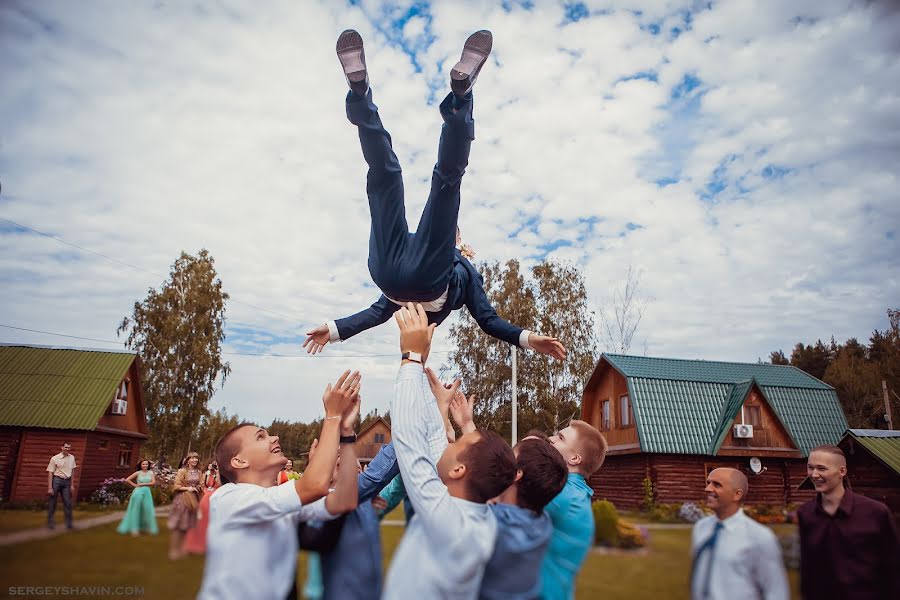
top-left (382, 303), bottom-right (518, 600)
top-left (46, 442), bottom-right (77, 530)
top-left (197, 370), bottom-right (362, 600)
top-left (691, 467), bottom-right (788, 600)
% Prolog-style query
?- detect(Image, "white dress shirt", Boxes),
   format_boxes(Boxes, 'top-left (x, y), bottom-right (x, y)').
top-left (691, 509), bottom-right (789, 600)
top-left (382, 363), bottom-right (498, 600)
top-left (197, 481), bottom-right (335, 600)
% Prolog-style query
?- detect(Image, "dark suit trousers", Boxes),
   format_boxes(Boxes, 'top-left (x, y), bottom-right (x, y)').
top-left (345, 88), bottom-right (475, 301)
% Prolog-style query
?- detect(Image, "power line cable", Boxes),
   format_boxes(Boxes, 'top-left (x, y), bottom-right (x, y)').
top-left (1, 216), bottom-right (303, 323)
top-left (0, 323), bottom-right (453, 358)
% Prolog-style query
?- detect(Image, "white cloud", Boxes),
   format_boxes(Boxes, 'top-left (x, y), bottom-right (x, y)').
top-left (1, 0), bottom-right (898, 425)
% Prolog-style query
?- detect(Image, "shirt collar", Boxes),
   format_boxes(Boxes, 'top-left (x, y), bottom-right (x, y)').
top-left (816, 489), bottom-right (854, 517)
top-left (716, 507), bottom-right (746, 531)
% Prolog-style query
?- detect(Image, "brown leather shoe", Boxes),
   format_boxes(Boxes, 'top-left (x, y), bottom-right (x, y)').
top-left (450, 30), bottom-right (492, 97)
top-left (336, 29), bottom-right (368, 96)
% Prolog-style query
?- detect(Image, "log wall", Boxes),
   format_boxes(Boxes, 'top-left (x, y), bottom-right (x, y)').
top-left (10, 430), bottom-right (87, 502)
top-left (78, 431), bottom-right (144, 500)
top-left (589, 453), bottom-right (814, 509)
top-left (581, 362), bottom-right (639, 448)
top-left (0, 427), bottom-right (22, 503)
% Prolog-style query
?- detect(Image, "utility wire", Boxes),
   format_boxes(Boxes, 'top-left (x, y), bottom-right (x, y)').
top-left (0, 323), bottom-right (453, 358)
top-left (1, 216), bottom-right (303, 323)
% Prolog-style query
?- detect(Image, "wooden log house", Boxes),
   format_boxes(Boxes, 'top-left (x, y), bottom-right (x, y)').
top-left (581, 354), bottom-right (849, 509)
top-left (0, 344), bottom-right (149, 502)
top-left (356, 416), bottom-right (391, 468)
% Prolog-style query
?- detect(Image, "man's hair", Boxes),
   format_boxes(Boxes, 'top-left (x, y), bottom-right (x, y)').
top-left (810, 444), bottom-right (846, 462)
top-left (459, 430), bottom-right (517, 503)
top-left (214, 423), bottom-right (257, 484)
top-left (523, 429), bottom-right (550, 442)
top-left (515, 438), bottom-right (568, 513)
top-left (570, 420), bottom-right (608, 476)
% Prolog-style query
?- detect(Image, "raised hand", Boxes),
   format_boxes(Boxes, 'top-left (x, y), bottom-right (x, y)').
top-left (395, 302), bottom-right (435, 357)
top-left (425, 368), bottom-right (461, 415)
top-left (528, 334), bottom-right (568, 361)
top-left (341, 393), bottom-right (361, 436)
top-left (322, 370), bottom-right (361, 418)
top-left (303, 324), bottom-right (331, 355)
top-left (450, 391), bottom-right (477, 434)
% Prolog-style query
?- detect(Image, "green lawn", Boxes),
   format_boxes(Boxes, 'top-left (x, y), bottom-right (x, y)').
top-left (0, 510), bottom-right (801, 599)
top-left (0, 507), bottom-right (118, 534)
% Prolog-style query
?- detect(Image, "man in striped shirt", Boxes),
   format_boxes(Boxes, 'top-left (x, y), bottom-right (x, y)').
top-left (383, 302), bottom-right (517, 600)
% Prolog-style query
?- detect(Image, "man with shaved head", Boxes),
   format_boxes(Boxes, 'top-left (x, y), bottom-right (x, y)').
top-left (690, 467), bottom-right (788, 600)
top-left (798, 444), bottom-right (900, 600)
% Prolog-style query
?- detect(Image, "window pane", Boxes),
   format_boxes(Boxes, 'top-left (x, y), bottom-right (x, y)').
top-left (601, 400), bottom-right (610, 430)
top-left (749, 406), bottom-right (762, 427)
top-left (620, 395), bottom-right (631, 427)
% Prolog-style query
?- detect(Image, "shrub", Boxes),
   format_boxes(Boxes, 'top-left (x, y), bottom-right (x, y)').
top-left (90, 477), bottom-right (131, 506)
top-left (617, 520), bottom-right (648, 549)
top-left (647, 502), bottom-right (682, 523)
top-left (678, 501), bottom-right (707, 523)
top-left (744, 504), bottom-right (787, 524)
top-left (592, 499), bottom-right (619, 547)
top-left (151, 485), bottom-right (175, 506)
top-left (641, 477), bottom-right (655, 510)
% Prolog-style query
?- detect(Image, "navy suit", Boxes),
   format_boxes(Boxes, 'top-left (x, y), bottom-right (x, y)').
top-left (338, 88), bottom-right (525, 348)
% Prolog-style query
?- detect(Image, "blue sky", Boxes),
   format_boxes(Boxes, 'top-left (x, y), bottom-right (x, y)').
top-left (1, 0), bottom-right (899, 425)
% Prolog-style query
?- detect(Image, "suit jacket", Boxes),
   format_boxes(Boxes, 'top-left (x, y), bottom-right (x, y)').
top-left (335, 249), bottom-right (524, 347)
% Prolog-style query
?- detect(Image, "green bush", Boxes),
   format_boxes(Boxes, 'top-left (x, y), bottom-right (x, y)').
top-left (641, 477), bottom-right (655, 510)
top-left (151, 485), bottom-right (175, 506)
top-left (592, 499), bottom-right (619, 547)
top-left (647, 502), bottom-right (682, 523)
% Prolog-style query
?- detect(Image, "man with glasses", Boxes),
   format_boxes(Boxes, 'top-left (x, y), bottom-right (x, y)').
top-left (46, 442), bottom-right (77, 530)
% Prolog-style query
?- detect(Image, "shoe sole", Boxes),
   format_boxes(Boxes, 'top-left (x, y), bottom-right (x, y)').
top-left (451, 30), bottom-right (492, 94)
top-left (336, 29), bottom-right (367, 84)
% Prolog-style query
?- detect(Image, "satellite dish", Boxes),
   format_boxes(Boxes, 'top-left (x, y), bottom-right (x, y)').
top-left (749, 457), bottom-right (763, 474)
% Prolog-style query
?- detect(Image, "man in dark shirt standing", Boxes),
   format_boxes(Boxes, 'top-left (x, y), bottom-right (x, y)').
top-left (798, 444), bottom-right (900, 600)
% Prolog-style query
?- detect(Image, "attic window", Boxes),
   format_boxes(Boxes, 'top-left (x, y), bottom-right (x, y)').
top-left (117, 381), bottom-right (128, 400)
top-left (374, 433), bottom-right (385, 443)
top-left (619, 395), bottom-right (633, 428)
top-left (748, 406), bottom-right (762, 427)
top-left (601, 400), bottom-right (610, 430)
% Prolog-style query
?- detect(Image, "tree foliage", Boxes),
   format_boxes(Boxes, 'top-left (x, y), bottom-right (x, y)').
top-left (769, 308), bottom-right (900, 429)
top-left (446, 259), bottom-right (598, 440)
top-left (118, 249), bottom-right (230, 464)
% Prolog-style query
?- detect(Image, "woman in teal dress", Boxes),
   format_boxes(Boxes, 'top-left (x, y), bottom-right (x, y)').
top-left (117, 459), bottom-right (158, 536)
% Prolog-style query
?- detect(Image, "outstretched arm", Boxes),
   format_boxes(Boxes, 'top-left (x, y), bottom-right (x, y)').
top-left (464, 275), bottom-right (567, 360)
top-left (304, 295), bottom-right (401, 354)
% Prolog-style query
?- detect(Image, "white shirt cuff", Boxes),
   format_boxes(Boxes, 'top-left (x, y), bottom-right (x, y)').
top-left (519, 330), bottom-right (532, 350)
top-left (326, 321), bottom-right (341, 343)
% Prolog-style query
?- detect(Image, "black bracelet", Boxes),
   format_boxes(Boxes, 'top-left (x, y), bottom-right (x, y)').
top-left (339, 434), bottom-right (357, 444)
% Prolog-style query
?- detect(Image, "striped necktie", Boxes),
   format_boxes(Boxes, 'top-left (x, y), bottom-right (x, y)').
top-left (691, 520), bottom-right (724, 599)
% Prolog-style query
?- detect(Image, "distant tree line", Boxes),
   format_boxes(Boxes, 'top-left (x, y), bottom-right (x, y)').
top-left (769, 308), bottom-right (900, 429)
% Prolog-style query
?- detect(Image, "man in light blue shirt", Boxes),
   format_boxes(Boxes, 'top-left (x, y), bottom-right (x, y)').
top-left (541, 421), bottom-right (608, 600)
top-left (691, 468), bottom-right (788, 600)
top-left (384, 303), bottom-right (518, 600)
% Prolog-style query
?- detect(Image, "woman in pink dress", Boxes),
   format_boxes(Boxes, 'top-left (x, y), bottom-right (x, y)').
top-left (182, 459), bottom-right (219, 555)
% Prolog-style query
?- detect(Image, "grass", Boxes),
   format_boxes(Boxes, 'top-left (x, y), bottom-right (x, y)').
top-left (0, 509), bottom-right (802, 599)
top-left (0, 507), bottom-right (117, 534)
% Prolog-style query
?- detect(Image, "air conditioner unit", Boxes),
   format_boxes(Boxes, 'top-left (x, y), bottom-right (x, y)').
top-left (111, 399), bottom-right (127, 415)
top-left (733, 424), bottom-right (754, 439)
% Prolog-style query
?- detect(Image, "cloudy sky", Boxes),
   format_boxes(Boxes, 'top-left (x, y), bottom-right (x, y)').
top-left (1, 0), bottom-right (898, 426)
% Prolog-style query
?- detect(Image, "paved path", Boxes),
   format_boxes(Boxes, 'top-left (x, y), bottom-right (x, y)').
top-left (0, 506), bottom-right (171, 547)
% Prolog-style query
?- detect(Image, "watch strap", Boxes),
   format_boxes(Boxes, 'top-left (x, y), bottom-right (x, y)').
top-left (339, 434), bottom-right (357, 444)
top-left (401, 351), bottom-right (423, 363)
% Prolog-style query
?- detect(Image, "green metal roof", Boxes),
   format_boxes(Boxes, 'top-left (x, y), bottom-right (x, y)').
top-left (604, 354), bottom-right (832, 389)
top-left (0, 344), bottom-right (136, 430)
top-left (602, 354), bottom-right (848, 456)
top-left (846, 429), bottom-right (900, 476)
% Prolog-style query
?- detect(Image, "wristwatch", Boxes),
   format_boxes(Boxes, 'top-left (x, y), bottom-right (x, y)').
top-left (401, 351), bottom-right (423, 364)
top-left (339, 434), bottom-right (357, 444)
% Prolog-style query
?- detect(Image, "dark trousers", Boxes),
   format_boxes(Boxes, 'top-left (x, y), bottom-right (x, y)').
top-left (346, 89), bottom-right (475, 301)
top-left (48, 475), bottom-right (73, 528)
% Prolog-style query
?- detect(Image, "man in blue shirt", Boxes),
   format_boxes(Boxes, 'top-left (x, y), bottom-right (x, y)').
top-left (541, 421), bottom-right (608, 600)
top-left (298, 441), bottom-right (399, 600)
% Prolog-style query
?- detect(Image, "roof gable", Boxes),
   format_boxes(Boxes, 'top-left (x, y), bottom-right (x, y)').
top-left (598, 354), bottom-right (848, 456)
top-left (0, 345), bottom-right (137, 430)
top-left (358, 416), bottom-right (390, 439)
top-left (845, 429), bottom-right (900, 476)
